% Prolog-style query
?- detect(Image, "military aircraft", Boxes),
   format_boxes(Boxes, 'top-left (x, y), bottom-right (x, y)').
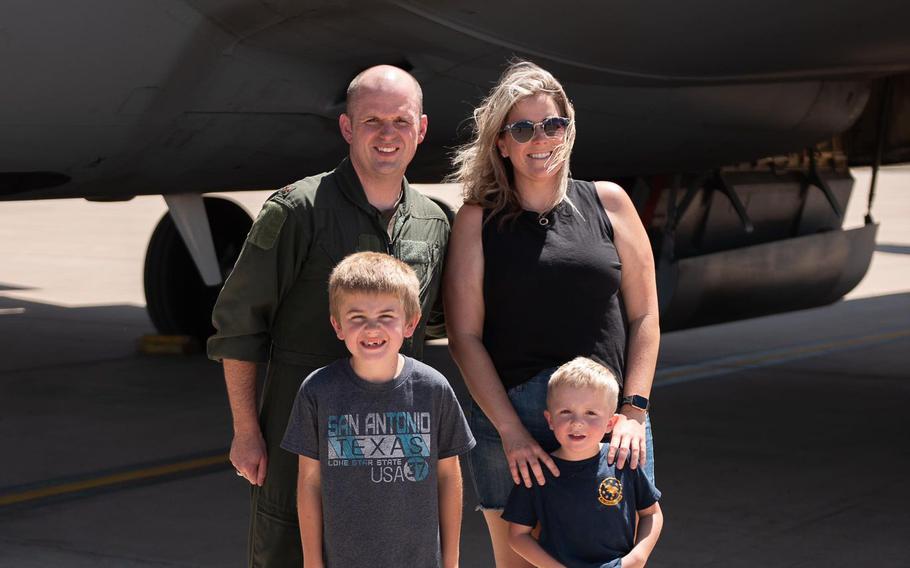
top-left (2, 1), bottom-right (909, 339)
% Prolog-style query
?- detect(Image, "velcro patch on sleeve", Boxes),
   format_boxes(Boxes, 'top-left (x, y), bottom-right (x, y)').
top-left (247, 201), bottom-right (287, 250)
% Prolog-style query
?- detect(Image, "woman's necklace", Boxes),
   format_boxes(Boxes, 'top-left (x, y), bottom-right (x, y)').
top-left (518, 185), bottom-right (561, 226)
top-left (535, 198), bottom-right (562, 226)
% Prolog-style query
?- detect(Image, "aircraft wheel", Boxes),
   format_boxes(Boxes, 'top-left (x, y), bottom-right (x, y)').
top-left (143, 197), bottom-right (252, 342)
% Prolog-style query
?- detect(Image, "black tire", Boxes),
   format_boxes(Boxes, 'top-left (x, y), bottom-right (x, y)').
top-left (143, 197), bottom-right (252, 342)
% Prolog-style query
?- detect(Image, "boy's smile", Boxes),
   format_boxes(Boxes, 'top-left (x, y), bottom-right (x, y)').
top-left (330, 291), bottom-right (419, 382)
top-left (545, 385), bottom-right (618, 461)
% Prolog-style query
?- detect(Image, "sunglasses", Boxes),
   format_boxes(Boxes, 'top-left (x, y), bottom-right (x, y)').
top-left (500, 116), bottom-right (570, 143)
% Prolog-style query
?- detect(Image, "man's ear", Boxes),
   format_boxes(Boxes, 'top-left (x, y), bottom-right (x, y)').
top-left (339, 113), bottom-right (353, 144)
top-left (403, 312), bottom-right (421, 338)
top-left (330, 315), bottom-right (344, 340)
top-left (417, 114), bottom-right (428, 143)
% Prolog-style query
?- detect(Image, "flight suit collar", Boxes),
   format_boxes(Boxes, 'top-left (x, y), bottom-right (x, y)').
top-left (335, 157), bottom-right (412, 218)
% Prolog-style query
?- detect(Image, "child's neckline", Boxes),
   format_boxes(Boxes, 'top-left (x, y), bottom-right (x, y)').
top-left (551, 443), bottom-right (605, 464)
top-left (350, 353), bottom-right (406, 383)
top-left (344, 355), bottom-right (412, 391)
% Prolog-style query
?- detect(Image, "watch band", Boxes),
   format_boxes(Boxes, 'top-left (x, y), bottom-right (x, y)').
top-left (621, 394), bottom-right (650, 412)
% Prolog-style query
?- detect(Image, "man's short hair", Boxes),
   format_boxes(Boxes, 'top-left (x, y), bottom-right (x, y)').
top-left (547, 357), bottom-right (621, 414)
top-left (346, 65), bottom-right (424, 115)
top-left (328, 252), bottom-right (421, 321)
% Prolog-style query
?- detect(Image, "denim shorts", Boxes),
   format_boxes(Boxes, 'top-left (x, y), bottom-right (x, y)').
top-left (466, 368), bottom-right (656, 510)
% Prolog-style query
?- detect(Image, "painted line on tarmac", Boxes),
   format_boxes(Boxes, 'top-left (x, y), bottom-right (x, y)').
top-left (0, 450), bottom-right (230, 508)
top-left (654, 328), bottom-right (910, 388)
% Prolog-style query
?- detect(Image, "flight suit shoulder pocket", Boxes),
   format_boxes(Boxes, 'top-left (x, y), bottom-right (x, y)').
top-left (248, 201), bottom-right (287, 250)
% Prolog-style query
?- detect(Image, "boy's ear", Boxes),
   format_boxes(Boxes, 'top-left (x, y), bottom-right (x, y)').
top-left (330, 315), bottom-right (344, 340)
top-left (544, 409), bottom-right (553, 431)
top-left (605, 414), bottom-right (620, 433)
top-left (403, 312), bottom-right (421, 338)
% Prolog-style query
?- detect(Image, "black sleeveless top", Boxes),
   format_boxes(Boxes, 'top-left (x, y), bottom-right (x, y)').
top-left (482, 180), bottom-right (627, 390)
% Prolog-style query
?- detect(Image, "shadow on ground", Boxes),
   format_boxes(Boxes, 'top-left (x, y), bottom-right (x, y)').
top-left (1, 292), bottom-right (908, 566)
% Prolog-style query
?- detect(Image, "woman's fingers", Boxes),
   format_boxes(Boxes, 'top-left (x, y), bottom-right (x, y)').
top-left (607, 436), bottom-right (620, 466)
top-left (503, 428), bottom-right (561, 486)
top-left (609, 432), bottom-right (633, 468)
top-left (528, 459), bottom-right (546, 486)
top-left (508, 458), bottom-right (522, 485)
top-left (516, 458), bottom-right (533, 488)
top-left (609, 417), bottom-right (647, 470)
top-left (536, 448), bottom-right (560, 478)
top-left (628, 436), bottom-right (641, 470)
top-left (630, 433), bottom-right (648, 470)
top-left (507, 446), bottom-right (559, 487)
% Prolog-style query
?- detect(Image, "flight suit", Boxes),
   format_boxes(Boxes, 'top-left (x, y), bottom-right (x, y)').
top-left (207, 157), bottom-right (449, 567)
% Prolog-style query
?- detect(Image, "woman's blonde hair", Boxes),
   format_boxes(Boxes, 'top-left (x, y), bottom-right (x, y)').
top-left (449, 60), bottom-right (577, 226)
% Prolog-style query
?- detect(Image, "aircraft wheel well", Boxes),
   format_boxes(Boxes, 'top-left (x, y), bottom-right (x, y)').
top-left (143, 197), bottom-right (252, 342)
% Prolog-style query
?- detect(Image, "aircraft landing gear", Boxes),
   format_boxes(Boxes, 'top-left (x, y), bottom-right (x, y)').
top-left (143, 196), bottom-right (252, 343)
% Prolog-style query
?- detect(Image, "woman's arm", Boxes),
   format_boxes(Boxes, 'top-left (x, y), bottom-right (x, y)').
top-left (445, 205), bottom-right (558, 486)
top-left (595, 181), bottom-right (661, 471)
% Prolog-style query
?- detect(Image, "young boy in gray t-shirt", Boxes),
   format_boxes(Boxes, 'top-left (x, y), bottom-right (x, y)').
top-left (281, 252), bottom-right (475, 568)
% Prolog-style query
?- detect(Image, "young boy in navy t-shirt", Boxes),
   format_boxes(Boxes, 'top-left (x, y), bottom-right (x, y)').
top-left (502, 357), bottom-right (663, 568)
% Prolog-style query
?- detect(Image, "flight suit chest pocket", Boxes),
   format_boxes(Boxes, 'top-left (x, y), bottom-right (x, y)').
top-left (395, 239), bottom-right (436, 289)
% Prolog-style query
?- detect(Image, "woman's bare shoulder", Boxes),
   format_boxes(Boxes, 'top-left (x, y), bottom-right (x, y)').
top-left (593, 180), bottom-right (634, 215)
top-left (453, 203), bottom-right (484, 231)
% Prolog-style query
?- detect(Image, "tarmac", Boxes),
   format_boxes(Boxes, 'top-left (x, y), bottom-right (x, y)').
top-left (0, 167), bottom-right (908, 567)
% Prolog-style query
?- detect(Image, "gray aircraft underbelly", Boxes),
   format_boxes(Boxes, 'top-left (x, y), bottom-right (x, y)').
top-left (1, 0), bottom-right (908, 334)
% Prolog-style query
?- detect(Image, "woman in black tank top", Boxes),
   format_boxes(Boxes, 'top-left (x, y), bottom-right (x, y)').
top-left (445, 61), bottom-right (661, 566)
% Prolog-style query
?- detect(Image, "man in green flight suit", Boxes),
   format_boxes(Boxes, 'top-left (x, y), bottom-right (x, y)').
top-left (207, 65), bottom-right (450, 567)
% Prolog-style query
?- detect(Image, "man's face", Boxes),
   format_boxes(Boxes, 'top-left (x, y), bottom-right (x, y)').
top-left (339, 82), bottom-right (427, 184)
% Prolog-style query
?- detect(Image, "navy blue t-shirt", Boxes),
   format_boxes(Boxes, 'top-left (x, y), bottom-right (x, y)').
top-left (502, 445), bottom-right (661, 568)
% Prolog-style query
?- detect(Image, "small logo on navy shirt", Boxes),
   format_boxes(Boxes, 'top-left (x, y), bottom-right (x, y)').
top-left (598, 477), bottom-right (623, 506)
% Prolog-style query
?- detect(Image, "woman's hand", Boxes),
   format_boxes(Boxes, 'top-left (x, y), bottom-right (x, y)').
top-left (607, 409), bottom-right (647, 470)
top-left (500, 423), bottom-right (560, 487)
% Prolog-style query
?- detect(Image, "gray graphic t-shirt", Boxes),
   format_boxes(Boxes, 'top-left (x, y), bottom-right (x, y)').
top-left (281, 356), bottom-right (475, 568)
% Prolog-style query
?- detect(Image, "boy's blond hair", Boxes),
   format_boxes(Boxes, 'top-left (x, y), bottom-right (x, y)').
top-left (328, 252), bottom-right (421, 321)
top-left (547, 357), bottom-right (620, 414)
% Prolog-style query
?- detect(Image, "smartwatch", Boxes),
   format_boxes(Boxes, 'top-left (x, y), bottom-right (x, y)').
top-left (621, 394), bottom-right (650, 412)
